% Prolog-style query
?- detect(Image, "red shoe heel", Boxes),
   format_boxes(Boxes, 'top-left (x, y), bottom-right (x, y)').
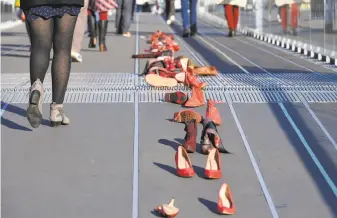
top-left (217, 183), bottom-right (236, 215)
top-left (175, 146), bottom-right (195, 178)
top-left (204, 148), bottom-right (222, 179)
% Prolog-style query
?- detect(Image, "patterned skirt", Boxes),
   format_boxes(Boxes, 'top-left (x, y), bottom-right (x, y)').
top-left (88, 0), bottom-right (118, 12)
top-left (24, 5), bottom-right (81, 22)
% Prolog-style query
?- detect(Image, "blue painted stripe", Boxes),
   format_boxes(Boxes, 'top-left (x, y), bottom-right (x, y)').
top-left (279, 103), bottom-right (337, 198)
top-left (1, 103), bottom-right (9, 117)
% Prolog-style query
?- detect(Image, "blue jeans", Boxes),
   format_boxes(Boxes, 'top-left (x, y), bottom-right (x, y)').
top-left (180, 0), bottom-right (197, 29)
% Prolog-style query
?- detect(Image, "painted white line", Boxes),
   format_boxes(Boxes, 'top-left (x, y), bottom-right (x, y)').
top-left (279, 103), bottom-right (337, 197)
top-left (173, 19), bottom-right (280, 218)
top-left (194, 35), bottom-right (250, 75)
top-left (226, 92), bottom-right (280, 218)
top-left (194, 19), bottom-right (337, 198)
top-left (132, 12), bottom-right (139, 218)
top-left (235, 36), bottom-right (316, 72)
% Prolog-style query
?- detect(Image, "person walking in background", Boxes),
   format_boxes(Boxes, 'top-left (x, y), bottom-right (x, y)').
top-left (276, 0), bottom-right (300, 36)
top-left (71, 0), bottom-right (89, 62)
top-left (87, 9), bottom-right (98, 48)
top-left (181, 0), bottom-right (198, 37)
top-left (14, 0), bottom-right (32, 50)
top-left (220, 0), bottom-right (247, 37)
top-left (21, 0), bottom-right (84, 128)
top-left (88, 0), bottom-right (118, 51)
top-left (267, 0), bottom-right (274, 21)
top-left (165, 0), bottom-right (175, 25)
top-left (115, 0), bottom-right (133, 37)
top-left (131, 0), bottom-right (136, 20)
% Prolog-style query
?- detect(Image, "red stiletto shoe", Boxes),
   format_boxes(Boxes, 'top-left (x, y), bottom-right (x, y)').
top-left (175, 146), bottom-right (195, 178)
top-left (204, 148), bottom-right (222, 179)
top-left (154, 198), bottom-right (179, 218)
top-left (217, 183), bottom-right (236, 215)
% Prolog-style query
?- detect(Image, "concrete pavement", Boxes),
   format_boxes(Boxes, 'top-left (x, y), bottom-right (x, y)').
top-left (1, 13), bottom-right (337, 218)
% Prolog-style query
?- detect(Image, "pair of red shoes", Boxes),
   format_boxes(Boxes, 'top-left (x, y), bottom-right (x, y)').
top-left (174, 145), bottom-right (235, 215)
top-left (175, 145), bottom-right (221, 179)
top-left (154, 183), bottom-right (235, 217)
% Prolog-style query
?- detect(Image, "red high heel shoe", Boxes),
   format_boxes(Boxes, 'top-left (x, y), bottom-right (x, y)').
top-left (217, 183), bottom-right (236, 215)
top-left (204, 148), bottom-right (222, 179)
top-left (175, 146), bottom-right (195, 178)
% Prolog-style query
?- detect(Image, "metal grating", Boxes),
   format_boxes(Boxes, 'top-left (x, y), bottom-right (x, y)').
top-left (2, 72), bottom-right (337, 103)
top-left (6, 91), bottom-right (134, 103)
top-left (1, 73), bottom-right (30, 88)
top-left (1, 72), bottom-right (135, 90)
top-left (302, 91), bottom-right (337, 103)
top-left (227, 91), bottom-right (302, 103)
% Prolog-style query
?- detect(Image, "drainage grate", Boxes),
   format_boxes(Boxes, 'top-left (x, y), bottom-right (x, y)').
top-left (302, 91), bottom-right (337, 103)
top-left (227, 91), bottom-right (302, 103)
top-left (273, 72), bottom-right (337, 85)
top-left (6, 91), bottom-right (134, 103)
top-left (1, 73), bottom-right (30, 88)
top-left (1, 92), bottom-right (15, 103)
top-left (1, 72), bottom-right (135, 90)
top-left (2, 72), bottom-right (337, 103)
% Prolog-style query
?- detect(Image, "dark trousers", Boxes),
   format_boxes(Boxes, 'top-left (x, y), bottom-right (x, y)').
top-left (165, 0), bottom-right (175, 19)
top-left (115, 0), bottom-right (133, 33)
top-left (131, 0), bottom-right (136, 19)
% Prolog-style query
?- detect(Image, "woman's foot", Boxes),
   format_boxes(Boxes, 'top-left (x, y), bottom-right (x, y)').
top-left (123, 32), bottom-right (131, 37)
top-left (71, 51), bottom-right (83, 62)
top-left (182, 29), bottom-right (190, 38)
top-left (228, 29), bottom-right (235, 37)
top-left (166, 15), bottom-right (175, 25)
top-left (99, 44), bottom-right (107, 52)
top-left (190, 24), bottom-right (197, 36)
top-left (88, 37), bottom-right (97, 48)
top-left (27, 79), bottom-right (44, 128)
top-left (50, 103), bottom-right (70, 127)
top-left (291, 27), bottom-right (297, 36)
